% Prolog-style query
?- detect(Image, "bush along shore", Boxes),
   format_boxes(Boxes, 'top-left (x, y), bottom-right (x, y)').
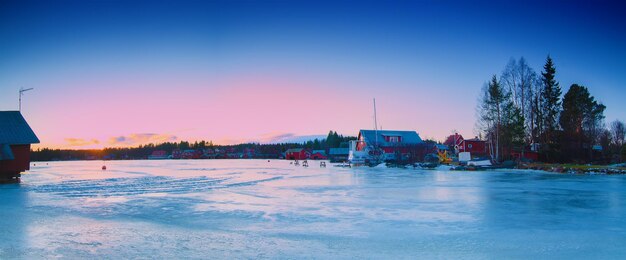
top-left (518, 162), bottom-right (626, 175)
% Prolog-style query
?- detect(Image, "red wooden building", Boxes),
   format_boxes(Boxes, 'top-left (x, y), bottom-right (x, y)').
top-left (444, 134), bottom-right (488, 156)
top-left (462, 138), bottom-right (488, 156)
top-left (285, 148), bottom-right (310, 160)
top-left (0, 111), bottom-right (40, 183)
top-left (310, 150), bottom-right (328, 160)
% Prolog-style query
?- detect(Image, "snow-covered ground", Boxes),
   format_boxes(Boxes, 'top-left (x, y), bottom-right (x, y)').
top-left (1, 159), bottom-right (625, 258)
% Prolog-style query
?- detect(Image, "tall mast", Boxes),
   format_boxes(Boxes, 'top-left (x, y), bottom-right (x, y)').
top-left (374, 98), bottom-right (378, 146)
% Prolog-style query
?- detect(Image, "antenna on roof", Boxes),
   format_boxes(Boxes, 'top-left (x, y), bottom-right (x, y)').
top-left (373, 98), bottom-right (378, 146)
top-left (19, 87), bottom-right (34, 111)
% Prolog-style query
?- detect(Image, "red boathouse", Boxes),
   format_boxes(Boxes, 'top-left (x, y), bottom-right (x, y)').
top-left (0, 111), bottom-right (40, 183)
top-left (285, 148), bottom-right (310, 160)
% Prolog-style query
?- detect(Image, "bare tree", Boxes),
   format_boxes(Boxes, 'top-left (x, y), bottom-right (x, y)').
top-left (477, 75), bottom-right (510, 162)
top-left (501, 57), bottom-right (539, 146)
top-left (611, 120), bottom-right (625, 147)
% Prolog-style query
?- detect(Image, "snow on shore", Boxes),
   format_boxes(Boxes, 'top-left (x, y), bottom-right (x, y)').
top-left (1, 159), bottom-right (625, 258)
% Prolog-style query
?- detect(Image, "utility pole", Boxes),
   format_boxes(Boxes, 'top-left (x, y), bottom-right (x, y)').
top-left (19, 87), bottom-right (34, 111)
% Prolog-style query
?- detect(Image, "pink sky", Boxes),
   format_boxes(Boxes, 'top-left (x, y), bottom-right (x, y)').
top-left (21, 70), bottom-right (475, 149)
top-left (3, 0), bottom-right (625, 150)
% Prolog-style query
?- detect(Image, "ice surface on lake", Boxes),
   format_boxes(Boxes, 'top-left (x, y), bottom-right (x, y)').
top-left (1, 160), bottom-right (626, 258)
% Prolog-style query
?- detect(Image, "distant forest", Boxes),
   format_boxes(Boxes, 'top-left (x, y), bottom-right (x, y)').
top-left (477, 55), bottom-right (626, 164)
top-left (31, 131), bottom-right (357, 161)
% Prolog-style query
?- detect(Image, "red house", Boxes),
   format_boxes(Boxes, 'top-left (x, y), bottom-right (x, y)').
top-left (310, 150), bottom-right (328, 160)
top-left (444, 134), bottom-right (488, 156)
top-left (462, 138), bottom-right (488, 156)
top-left (285, 148), bottom-right (310, 160)
top-left (0, 111), bottom-right (40, 183)
top-left (148, 150), bottom-right (168, 159)
top-left (443, 133), bottom-right (464, 148)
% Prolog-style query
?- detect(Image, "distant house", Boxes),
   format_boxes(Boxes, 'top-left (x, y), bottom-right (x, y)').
top-left (356, 130), bottom-right (423, 161)
top-left (443, 133), bottom-right (464, 150)
top-left (148, 150), bottom-right (168, 160)
top-left (310, 150), bottom-right (327, 160)
top-left (182, 149), bottom-right (202, 159)
top-left (328, 148), bottom-right (349, 162)
top-left (172, 149), bottom-right (182, 159)
top-left (242, 148), bottom-right (256, 159)
top-left (285, 148), bottom-right (310, 160)
top-left (0, 111), bottom-right (40, 182)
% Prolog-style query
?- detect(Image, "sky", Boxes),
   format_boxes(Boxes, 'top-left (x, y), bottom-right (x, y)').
top-left (1, 0), bottom-right (625, 149)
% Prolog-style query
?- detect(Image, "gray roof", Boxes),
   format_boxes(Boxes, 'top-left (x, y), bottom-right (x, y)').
top-left (329, 148), bottom-right (349, 155)
top-left (0, 111), bottom-right (40, 145)
top-left (435, 144), bottom-right (449, 150)
top-left (312, 150), bottom-right (326, 155)
top-left (359, 130), bottom-right (422, 146)
top-left (285, 148), bottom-right (307, 153)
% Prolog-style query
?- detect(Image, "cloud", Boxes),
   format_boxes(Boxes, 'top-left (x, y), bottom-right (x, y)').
top-left (64, 138), bottom-right (100, 147)
top-left (213, 133), bottom-right (326, 145)
top-left (256, 132), bottom-right (326, 144)
top-left (108, 133), bottom-right (178, 146)
top-left (259, 133), bottom-right (296, 143)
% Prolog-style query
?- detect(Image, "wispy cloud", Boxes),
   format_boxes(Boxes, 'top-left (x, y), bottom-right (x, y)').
top-left (108, 133), bottom-right (177, 146)
top-left (258, 132), bottom-right (296, 143)
top-left (214, 133), bottom-right (325, 145)
top-left (64, 138), bottom-right (100, 147)
top-left (256, 132), bottom-right (326, 144)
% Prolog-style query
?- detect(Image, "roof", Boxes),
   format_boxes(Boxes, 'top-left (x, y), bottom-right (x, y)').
top-left (435, 144), bottom-right (449, 150)
top-left (329, 148), bottom-right (349, 155)
top-left (312, 150), bottom-right (326, 155)
top-left (444, 134), bottom-right (464, 146)
top-left (359, 130), bottom-right (423, 146)
top-left (285, 148), bottom-right (307, 153)
top-left (0, 111), bottom-right (40, 145)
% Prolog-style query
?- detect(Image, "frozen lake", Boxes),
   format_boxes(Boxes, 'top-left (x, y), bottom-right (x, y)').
top-left (1, 159), bottom-right (625, 259)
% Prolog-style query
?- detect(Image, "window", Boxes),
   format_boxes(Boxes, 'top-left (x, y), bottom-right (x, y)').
top-left (388, 136), bottom-right (400, 143)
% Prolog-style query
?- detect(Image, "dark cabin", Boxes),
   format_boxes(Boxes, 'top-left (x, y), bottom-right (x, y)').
top-left (0, 111), bottom-right (40, 183)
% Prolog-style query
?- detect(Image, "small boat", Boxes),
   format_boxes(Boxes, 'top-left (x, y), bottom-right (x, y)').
top-left (333, 162), bottom-right (352, 168)
top-left (467, 159), bottom-right (492, 167)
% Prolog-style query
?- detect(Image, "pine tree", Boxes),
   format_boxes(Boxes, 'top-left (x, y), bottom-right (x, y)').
top-left (560, 84), bottom-right (605, 162)
top-left (539, 55), bottom-right (562, 161)
top-left (506, 105), bottom-right (526, 152)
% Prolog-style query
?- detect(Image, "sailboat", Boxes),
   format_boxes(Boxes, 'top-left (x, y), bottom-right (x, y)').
top-left (348, 99), bottom-right (384, 167)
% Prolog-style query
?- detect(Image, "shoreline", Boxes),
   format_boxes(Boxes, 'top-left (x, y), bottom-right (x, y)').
top-left (30, 159), bottom-right (626, 175)
top-left (518, 162), bottom-right (626, 175)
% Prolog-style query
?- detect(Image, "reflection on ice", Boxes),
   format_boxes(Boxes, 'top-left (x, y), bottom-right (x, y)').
top-left (1, 159), bottom-right (625, 258)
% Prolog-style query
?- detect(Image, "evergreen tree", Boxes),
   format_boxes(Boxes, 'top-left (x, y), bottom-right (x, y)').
top-left (332, 131), bottom-right (340, 147)
top-left (539, 55), bottom-right (562, 161)
top-left (559, 84), bottom-right (606, 162)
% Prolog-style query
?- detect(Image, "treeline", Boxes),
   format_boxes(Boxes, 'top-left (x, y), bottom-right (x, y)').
top-left (31, 131), bottom-right (356, 161)
top-left (477, 56), bottom-right (626, 163)
top-left (303, 131), bottom-right (356, 150)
